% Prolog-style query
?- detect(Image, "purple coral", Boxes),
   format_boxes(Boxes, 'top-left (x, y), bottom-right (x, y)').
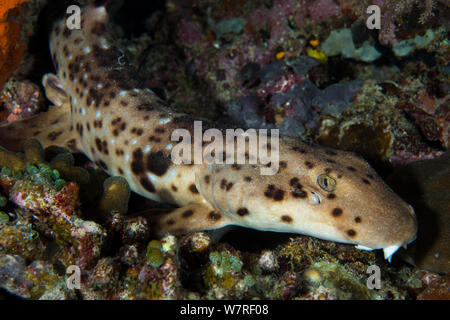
top-left (307, 0), bottom-right (341, 22)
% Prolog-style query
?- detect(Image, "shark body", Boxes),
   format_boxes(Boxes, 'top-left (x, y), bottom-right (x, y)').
top-left (0, 5), bottom-right (417, 260)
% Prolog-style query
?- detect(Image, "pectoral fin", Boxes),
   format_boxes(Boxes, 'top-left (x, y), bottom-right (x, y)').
top-left (42, 73), bottom-right (68, 106)
top-left (148, 202), bottom-right (233, 237)
top-left (0, 103), bottom-right (77, 152)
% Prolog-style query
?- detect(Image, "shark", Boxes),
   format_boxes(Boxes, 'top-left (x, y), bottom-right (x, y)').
top-left (0, 5), bottom-right (417, 261)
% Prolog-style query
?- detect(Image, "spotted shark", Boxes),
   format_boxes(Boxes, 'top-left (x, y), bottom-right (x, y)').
top-left (0, 5), bottom-right (417, 261)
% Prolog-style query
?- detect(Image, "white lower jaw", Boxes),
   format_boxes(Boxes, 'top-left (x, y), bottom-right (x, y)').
top-left (354, 244), bottom-right (401, 262)
top-left (383, 245), bottom-right (401, 262)
top-left (355, 245), bottom-right (374, 251)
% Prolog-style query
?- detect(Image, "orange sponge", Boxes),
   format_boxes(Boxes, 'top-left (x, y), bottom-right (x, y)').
top-left (0, 0), bottom-right (29, 89)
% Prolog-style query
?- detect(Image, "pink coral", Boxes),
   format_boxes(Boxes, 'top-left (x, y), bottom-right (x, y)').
top-left (307, 0), bottom-right (341, 22)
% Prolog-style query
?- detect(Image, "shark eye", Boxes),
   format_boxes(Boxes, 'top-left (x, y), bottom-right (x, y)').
top-left (317, 174), bottom-right (336, 192)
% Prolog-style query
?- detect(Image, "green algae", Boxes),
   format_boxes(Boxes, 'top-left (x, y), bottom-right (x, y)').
top-left (146, 240), bottom-right (164, 268)
top-left (302, 262), bottom-right (376, 300)
top-left (0, 195), bottom-right (7, 207)
top-left (98, 176), bottom-right (130, 217)
top-left (0, 145), bottom-right (25, 170)
top-left (49, 152), bottom-right (89, 186)
top-left (24, 138), bottom-right (44, 164)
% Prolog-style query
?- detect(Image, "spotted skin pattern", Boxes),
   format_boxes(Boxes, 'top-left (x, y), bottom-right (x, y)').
top-left (0, 6), bottom-right (417, 259)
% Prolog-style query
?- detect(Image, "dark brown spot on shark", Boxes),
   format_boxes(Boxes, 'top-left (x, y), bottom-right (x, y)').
top-left (327, 193), bottom-right (336, 199)
top-left (189, 184), bottom-right (199, 194)
top-left (131, 148), bottom-right (144, 174)
top-left (220, 179), bottom-right (227, 190)
top-left (280, 161), bottom-right (287, 168)
top-left (362, 178), bottom-right (370, 185)
top-left (292, 189), bottom-right (307, 198)
top-left (347, 229), bottom-right (356, 237)
top-left (102, 140), bottom-right (109, 155)
top-left (265, 185), bottom-right (285, 200)
top-left (332, 208), bottom-right (343, 217)
top-left (290, 177), bottom-right (300, 187)
top-left (95, 138), bottom-right (103, 152)
top-left (97, 160), bottom-right (108, 170)
top-left (140, 177), bottom-right (156, 193)
top-left (171, 185), bottom-right (178, 192)
top-left (204, 175), bottom-right (210, 184)
top-left (131, 128), bottom-right (143, 136)
top-left (63, 27), bottom-right (71, 38)
top-left (147, 151), bottom-right (171, 176)
top-left (347, 166), bottom-right (356, 172)
top-left (281, 215), bottom-right (292, 223)
top-left (244, 176), bottom-right (252, 182)
top-left (273, 189), bottom-right (285, 201)
top-left (75, 123), bottom-right (83, 137)
top-left (48, 130), bottom-right (63, 141)
top-left (264, 184), bottom-right (275, 197)
top-left (112, 117), bottom-right (122, 126)
top-left (208, 211), bottom-right (222, 221)
top-left (93, 120), bottom-right (103, 128)
top-left (182, 210), bottom-right (194, 218)
top-left (291, 146), bottom-right (307, 154)
top-left (354, 217), bottom-right (361, 223)
top-left (137, 104), bottom-right (154, 112)
top-left (305, 161), bottom-right (314, 169)
top-left (149, 136), bottom-right (161, 143)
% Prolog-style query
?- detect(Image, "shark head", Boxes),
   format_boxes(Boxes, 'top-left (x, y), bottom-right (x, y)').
top-left (196, 135), bottom-right (417, 260)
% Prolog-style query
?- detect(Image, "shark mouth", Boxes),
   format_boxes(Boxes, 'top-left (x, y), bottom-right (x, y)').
top-left (355, 244), bottom-right (401, 262)
top-left (382, 245), bottom-right (401, 262)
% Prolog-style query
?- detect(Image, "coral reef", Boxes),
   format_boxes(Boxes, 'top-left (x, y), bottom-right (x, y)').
top-left (321, 28), bottom-right (381, 62)
top-left (0, 77), bottom-right (43, 122)
top-left (0, 139), bottom-right (106, 270)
